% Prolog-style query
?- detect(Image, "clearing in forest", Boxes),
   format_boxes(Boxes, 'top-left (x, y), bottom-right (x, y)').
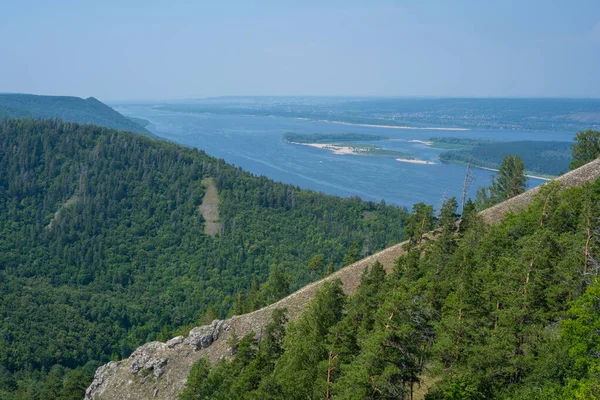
top-left (199, 177), bottom-right (221, 237)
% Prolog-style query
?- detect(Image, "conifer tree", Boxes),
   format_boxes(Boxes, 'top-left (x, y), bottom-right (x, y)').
top-left (343, 243), bottom-right (359, 266)
top-left (570, 129), bottom-right (600, 170)
top-left (272, 280), bottom-right (346, 400)
top-left (308, 254), bottom-right (324, 282)
top-left (405, 202), bottom-right (436, 247)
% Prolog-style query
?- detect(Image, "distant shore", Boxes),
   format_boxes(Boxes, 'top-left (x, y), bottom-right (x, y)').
top-left (315, 120), bottom-right (470, 131)
top-left (392, 139), bottom-right (434, 146)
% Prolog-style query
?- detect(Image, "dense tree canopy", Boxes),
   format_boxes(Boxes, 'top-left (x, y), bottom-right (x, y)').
top-left (0, 93), bottom-right (154, 137)
top-left (0, 119), bottom-right (409, 399)
top-left (184, 179), bottom-right (600, 399)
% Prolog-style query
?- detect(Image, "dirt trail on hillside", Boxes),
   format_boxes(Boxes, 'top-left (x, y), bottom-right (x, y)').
top-left (199, 177), bottom-right (221, 237)
top-left (86, 158), bottom-right (600, 400)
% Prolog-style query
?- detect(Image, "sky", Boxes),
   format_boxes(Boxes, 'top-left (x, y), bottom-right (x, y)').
top-left (1, 0), bottom-right (599, 100)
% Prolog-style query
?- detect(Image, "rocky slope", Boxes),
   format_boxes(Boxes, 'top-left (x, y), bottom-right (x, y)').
top-left (85, 158), bottom-right (600, 400)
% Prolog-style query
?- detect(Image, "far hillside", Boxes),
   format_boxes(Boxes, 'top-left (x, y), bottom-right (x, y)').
top-left (0, 93), bottom-right (156, 138)
top-left (0, 119), bottom-right (408, 398)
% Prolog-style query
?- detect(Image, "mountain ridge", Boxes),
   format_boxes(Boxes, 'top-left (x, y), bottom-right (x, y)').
top-left (0, 119), bottom-right (408, 399)
top-left (0, 93), bottom-right (157, 138)
top-left (85, 157), bottom-right (600, 400)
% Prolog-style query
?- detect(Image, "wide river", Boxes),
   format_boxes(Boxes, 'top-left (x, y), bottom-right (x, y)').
top-left (115, 105), bottom-right (572, 209)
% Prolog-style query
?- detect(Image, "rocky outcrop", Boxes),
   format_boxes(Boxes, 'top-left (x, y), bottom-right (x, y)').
top-left (85, 362), bottom-right (121, 400)
top-left (83, 242), bottom-right (407, 400)
top-left (184, 320), bottom-right (229, 350)
top-left (85, 320), bottom-right (230, 400)
top-left (85, 159), bottom-right (600, 400)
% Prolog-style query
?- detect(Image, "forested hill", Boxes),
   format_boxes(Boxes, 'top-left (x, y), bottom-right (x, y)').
top-left (0, 119), bottom-right (408, 399)
top-left (176, 176), bottom-right (600, 400)
top-left (86, 157), bottom-right (600, 400)
top-left (0, 93), bottom-right (156, 137)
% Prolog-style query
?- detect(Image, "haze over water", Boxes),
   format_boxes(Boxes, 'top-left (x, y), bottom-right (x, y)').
top-left (114, 97), bottom-right (600, 208)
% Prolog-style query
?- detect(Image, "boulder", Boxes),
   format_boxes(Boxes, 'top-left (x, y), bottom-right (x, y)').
top-left (184, 320), bottom-right (230, 351)
top-left (166, 335), bottom-right (184, 348)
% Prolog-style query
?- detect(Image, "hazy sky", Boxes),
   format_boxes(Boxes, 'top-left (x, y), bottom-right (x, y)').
top-left (1, 0), bottom-right (599, 100)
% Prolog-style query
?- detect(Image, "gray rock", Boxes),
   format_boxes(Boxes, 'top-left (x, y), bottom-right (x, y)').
top-left (129, 342), bottom-right (167, 375)
top-left (144, 357), bottom-right (168, 377)
top-left (166, 335), bottom-right (184, 348)
top-left (184, 320), bottom-right (230, 351)
top-left (84, 361), bottom-right (119, 400)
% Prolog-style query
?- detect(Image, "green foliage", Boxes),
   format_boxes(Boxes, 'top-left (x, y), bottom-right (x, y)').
top-left (0, 119), bottom-right (409, 397)
top-left (429, 137), bottom-right (494, 149)
top-left (180, 308), bottom-right (290, 400)
top-left (343, 243), bottom-right (359, 266)
top-left (570, 129), bottom-right (600, 170)
top-left (283, 132), bottom-right (388, 143)
top-left (0, 93), bottom-right (154, 137)
top-left (193, 178), bottom-right (600, 399)
top-left (308, 254), bottom-right (325, 282)
top-left (474, 154), bottom-right (526, 210)
top-left (492, 154), bottom-right (527, 199)
top-left (179, 358), bottom-right (212, 400)
top-left (560, 281), bottom-right (600, 399)
top-left (405, 202), bottom-right (436, 246)
top-left (439, 140), bottom-right (571, 177)
top-left (272, 280), bottom-right (347, 400)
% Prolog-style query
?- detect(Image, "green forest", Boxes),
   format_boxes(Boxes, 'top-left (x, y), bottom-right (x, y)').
top-left (0, 94), bottom-right (155, 137)
top-left (428, 137), bottom-right (494, 149)
top-left (439, 140), bottom-right (572, 177)
top-left (283, 133), bottom-right (388, 143)
top-left (0, 119), bottom-right (409, 399)
top-left (181, 179), bottom-right (600, 399)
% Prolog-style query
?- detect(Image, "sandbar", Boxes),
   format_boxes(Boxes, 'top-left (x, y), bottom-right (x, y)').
top-left (297, 142), bottom-right (363, 155)
top-left (396, 158), bottom-right (436, 165)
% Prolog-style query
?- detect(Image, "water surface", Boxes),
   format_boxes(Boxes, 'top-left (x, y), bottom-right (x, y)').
top-left (115, 99), bottom-right (585, 208)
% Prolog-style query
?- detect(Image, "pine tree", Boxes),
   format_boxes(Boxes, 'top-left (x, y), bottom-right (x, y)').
top-left (60, 369), bottom-right (89, 400)
top-left (405, 202), bottom-right (436, 247)
top-left (561, 280), bottom-right (600, 399)
top-left (474, 155), bottom-right (526, 211)
top-left (308, 254), bottom-right (325, 282)
top-left (343, 243), bottom-right (359, 266)
top-left (272, 280), bottom-right (346, 400)
top-left (570, 129), bottom-right (600, 170)
top-left (492, 155), bottom-right (526, 201)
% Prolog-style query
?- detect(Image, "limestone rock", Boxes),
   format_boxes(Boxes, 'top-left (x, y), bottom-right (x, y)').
top-left (85, 320), bottom-right (230, 399)
top-left (84, 361), bottom-right (120, 400)
top-left (166, 335), bottom-right (184, 348)
top-left (184, 320), bottom-right (230, 350)
top-left (129, 342), bottom-right (167, 374)
top-left (144, 358), bottom-right (168, 377)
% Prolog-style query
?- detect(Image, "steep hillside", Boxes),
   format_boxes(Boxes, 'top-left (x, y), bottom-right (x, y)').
top-left (0, 120), bottom-right (409, 399)
top-left (86, 158), bottom-right (600, 400)
top-left (0, 93), bottom-right (156, 137)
